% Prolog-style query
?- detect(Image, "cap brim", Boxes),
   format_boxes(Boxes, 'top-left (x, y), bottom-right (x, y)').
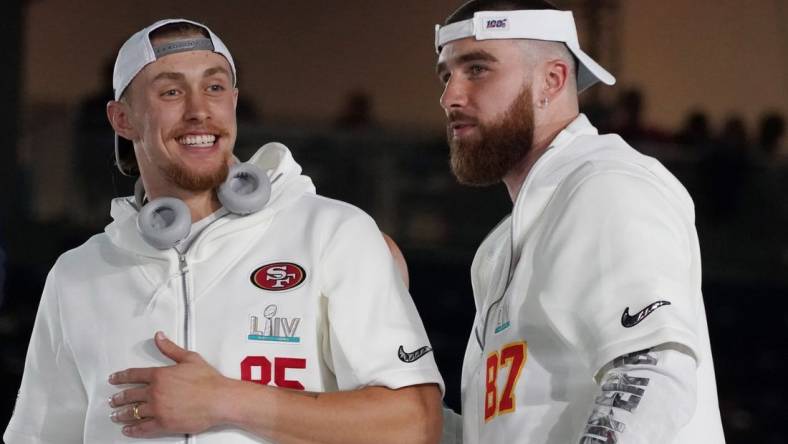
top-left (568, 45), bottom-right (616, 93)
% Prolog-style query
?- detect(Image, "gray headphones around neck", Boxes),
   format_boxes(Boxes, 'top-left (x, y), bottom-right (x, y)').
top-left (134, 162), bottom-right (271, 250)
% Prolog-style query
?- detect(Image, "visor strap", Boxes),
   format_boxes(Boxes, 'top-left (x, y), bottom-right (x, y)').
top-left (153, 38), bottom-right (214, 59)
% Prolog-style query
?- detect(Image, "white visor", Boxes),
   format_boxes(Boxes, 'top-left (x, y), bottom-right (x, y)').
top-left (435, 10), bottom-right (615, 92)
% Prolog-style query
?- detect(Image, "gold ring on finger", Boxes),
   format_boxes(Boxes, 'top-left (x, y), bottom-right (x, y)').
top-left (132, 403), bottom-right (143, 421)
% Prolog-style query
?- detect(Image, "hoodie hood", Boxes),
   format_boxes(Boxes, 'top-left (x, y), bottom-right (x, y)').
top-left (105, 142), bottom-right (316, 259)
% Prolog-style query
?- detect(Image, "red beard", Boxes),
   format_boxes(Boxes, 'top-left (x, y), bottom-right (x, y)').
top-left (161, 153), bottom-right (230, 192)
top-left (448, 86), bottom-right (535, 186)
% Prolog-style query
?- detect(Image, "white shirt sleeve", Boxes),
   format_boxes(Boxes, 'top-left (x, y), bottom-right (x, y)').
top-left (319, 211), bottom-right (445, 393)
top-left (533, 168), bottom-right (702, 373)
top-left (4, 266), bottom-right (88, 443)
top-left (578, 345), bottom-right (697, 444)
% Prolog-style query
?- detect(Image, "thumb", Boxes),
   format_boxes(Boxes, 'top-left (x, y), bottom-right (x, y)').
top-left (154, 331), bottom-right (190, 363)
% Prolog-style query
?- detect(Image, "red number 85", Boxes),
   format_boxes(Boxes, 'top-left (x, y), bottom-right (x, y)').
top-left (241, 356), bottom-right (306, 390)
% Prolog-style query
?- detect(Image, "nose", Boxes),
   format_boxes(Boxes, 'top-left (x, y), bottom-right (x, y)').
top-left (439, 76), bottom-right (468, 113)
top-left (184, 91), bottom-right (210, 122)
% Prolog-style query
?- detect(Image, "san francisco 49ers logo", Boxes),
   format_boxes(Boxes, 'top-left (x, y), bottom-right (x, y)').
top-left (251, 262), bottom-right (306, 291)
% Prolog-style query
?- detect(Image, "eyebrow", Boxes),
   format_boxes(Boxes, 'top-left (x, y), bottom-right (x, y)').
top-left (436, 49), bottom-right (499, 75)
top-left (152, 71), bottom-right (185, 82)
top-left (203, 66), bottom-right (231, 78)
top-left (151, 66), bottom-right (231, 83)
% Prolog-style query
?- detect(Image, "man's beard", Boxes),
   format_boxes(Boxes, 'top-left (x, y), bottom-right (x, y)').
top-left (161, 154), bottom-right (230, 192)
top-left (448, 86), bottom-right (535, 186)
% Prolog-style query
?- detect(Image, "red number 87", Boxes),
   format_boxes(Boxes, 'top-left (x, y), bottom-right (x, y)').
top-left (485, 341), bottom-right (527, 422)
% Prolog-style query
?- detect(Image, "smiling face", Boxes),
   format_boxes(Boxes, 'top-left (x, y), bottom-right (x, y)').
top-left (436, 37), bottom-right (537, 185)
top-left (116, 36), bottom-right (238, 194)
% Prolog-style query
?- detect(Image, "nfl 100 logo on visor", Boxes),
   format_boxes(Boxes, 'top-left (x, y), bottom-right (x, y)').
top-left (251, 262), bottom-right (306, 291)
top-left (486, 18), bottom-right (508, 29)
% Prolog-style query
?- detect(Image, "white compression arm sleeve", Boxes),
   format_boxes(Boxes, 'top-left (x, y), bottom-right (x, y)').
top-left (579, 344), bottom-right (697, 444)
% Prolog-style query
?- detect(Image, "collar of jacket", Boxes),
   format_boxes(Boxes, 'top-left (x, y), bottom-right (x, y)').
top-left (509, 113), bottom-right (599, 261)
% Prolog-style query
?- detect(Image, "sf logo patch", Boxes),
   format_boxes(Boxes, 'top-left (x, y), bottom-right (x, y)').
top-left (251, 262), bottom-right (306, 291)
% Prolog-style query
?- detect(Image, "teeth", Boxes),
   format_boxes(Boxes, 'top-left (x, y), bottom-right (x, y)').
top-left (177, 134), bottom-right (216, 146)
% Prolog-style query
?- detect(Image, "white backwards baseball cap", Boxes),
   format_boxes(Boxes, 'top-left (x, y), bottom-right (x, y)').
top-left (113, 18), bottom-right (236, 100)
top-left (435, 10), bottom-right (615, 92)
top-left (112, 18), bottom-right (236, 175)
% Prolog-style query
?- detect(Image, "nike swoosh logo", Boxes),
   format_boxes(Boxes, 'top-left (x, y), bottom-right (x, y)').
top-left (398, 345), bottom-right (433, 363)
top-left (621, 300), bottom-right (671, 328)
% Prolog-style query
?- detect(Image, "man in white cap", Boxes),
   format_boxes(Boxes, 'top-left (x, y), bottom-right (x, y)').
top-left (434, 1), bottom-right (725, 443)
top-left (5, 18), bottom-right (443, 443)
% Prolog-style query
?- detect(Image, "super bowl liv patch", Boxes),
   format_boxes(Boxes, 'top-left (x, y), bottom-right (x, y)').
top-left (494, 301), bottom-right (510, 334)
top-left (248, 305), bottom-right (301, 343)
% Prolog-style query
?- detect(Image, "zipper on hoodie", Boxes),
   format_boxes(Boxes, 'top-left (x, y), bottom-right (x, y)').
top-left (174, 211), bottom-right (232, 353)
top-left (177, 251), bottom-right (192, 444)
top-left (475, 143), bottom-right (559, 352)
top-left (178, 252), bottom-right (190, 351)
top-left (174, 212), bottom-right (229, 444)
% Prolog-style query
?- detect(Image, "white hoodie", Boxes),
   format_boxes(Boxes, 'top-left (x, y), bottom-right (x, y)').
top-left (457, 115), bottom-right (724, 444)
top-left (5, 144), bottom-right (444, 444)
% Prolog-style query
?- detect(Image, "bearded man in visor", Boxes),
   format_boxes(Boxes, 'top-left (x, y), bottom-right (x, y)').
top-left (434, 1), bottom-right (725, 443)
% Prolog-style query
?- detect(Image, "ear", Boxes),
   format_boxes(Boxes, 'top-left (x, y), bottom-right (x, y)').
top-left (542, 58), bottom-right (571, 101)
top-left (233, 88), bottom-right (239, 108)
top-left (106, 100), bottom-right (138, 141)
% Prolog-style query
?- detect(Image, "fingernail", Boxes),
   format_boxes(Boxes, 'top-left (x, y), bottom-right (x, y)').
top-left (156, 331), bottom-right (166, 340)
top-left (108, 373), bottom-right (116, 383)
top-left (107, 396), bottom-right (114, 407)
top-left (123, 426), bottom-right (133, 436)
top-left (110, 410), bottom-right (118, 423)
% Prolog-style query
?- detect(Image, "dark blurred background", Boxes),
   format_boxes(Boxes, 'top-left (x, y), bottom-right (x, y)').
top-left (1, 1), bottom-right (786, 442)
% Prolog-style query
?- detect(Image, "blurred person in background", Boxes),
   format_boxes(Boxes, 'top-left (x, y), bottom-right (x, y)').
top-left (675, 110), bottom-right (712, 153)
top-left (757, 112), bottom-right (785, 163)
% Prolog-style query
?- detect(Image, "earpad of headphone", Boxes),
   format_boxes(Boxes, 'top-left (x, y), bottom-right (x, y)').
top-left (133, 178), bottom-right (146, 210)
top-left (217, 163), bottom-right (271, 215)
top-left (137, 197), bottom-right (192, 250)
